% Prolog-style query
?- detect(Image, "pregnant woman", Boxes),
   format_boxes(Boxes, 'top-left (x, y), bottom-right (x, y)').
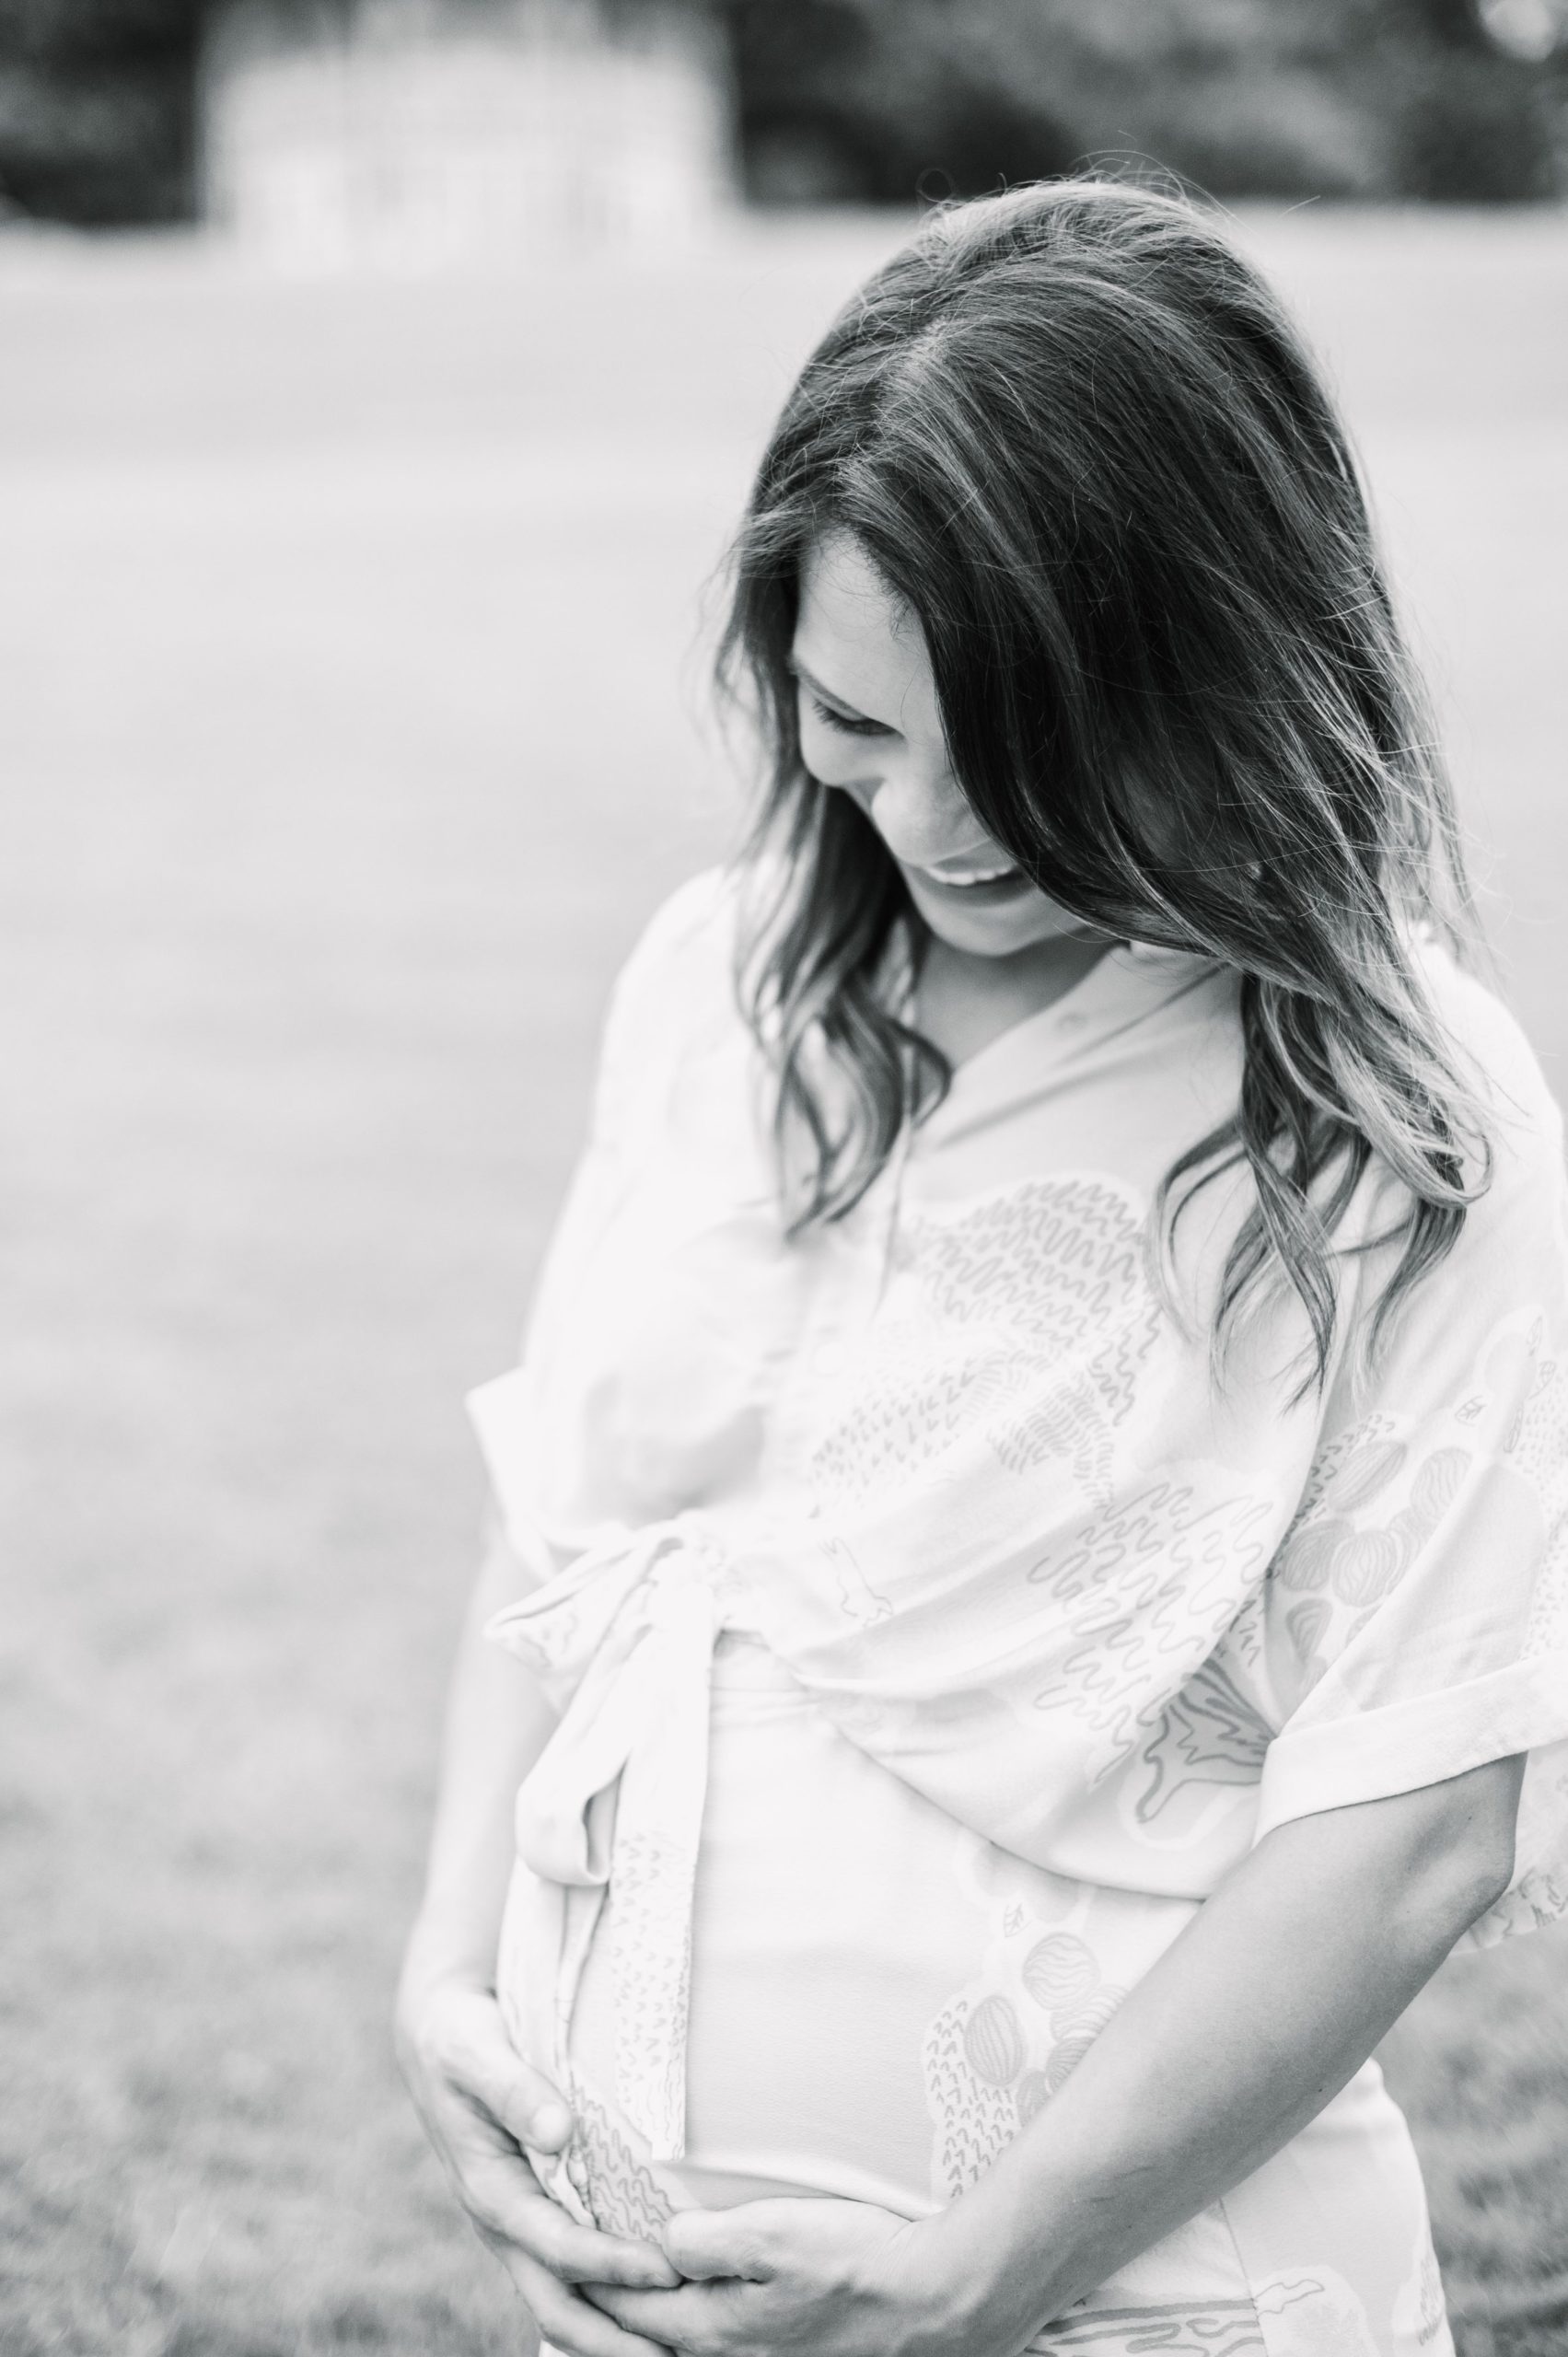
top-left (398, 180), bottom-right (1568, 2357)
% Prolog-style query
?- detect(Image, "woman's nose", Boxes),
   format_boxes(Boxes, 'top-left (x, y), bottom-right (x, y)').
top-left (867, 761), bottom-right (975, 867)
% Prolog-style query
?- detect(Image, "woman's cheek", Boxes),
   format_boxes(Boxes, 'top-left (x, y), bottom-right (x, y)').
top-left (797, 712), bottom-right (859, 791)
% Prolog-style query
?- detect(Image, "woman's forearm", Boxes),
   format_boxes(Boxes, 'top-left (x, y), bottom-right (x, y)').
top-left (400, 1522), bottom-right (558, 2002)
top-left (946, 1756), bottom-right (1524, 2349)
top-left (396, 1531), bottom-right (687, 2337)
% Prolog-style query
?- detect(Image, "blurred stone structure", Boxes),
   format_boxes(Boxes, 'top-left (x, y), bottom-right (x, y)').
top-left (201, 0), bottom-right (736, 271)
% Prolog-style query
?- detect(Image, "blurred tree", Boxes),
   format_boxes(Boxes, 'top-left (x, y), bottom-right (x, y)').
top-left (0, 0), bottom-right (1560, 223)
top-left (1393, 0), bottom-right (1563, 196)
top-left (0, 0), bottom-right (203, 224)
top-left (722, 0), bottom-right (1563, 204)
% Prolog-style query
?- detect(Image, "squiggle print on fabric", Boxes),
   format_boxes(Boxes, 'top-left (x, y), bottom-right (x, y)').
top-left (1032, 2304), bottom-right (1267, 2353)
top-left (570, 2083), bottom-right (675, 2243)
top-left (1028, 1481), bottom-right (1280, 1783)
top-left (810, 1178), bottom-right (1163, 1512)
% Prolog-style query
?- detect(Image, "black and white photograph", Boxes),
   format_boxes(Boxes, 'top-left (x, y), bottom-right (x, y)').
top-left (4, 6), bottom-right (1568, 2355)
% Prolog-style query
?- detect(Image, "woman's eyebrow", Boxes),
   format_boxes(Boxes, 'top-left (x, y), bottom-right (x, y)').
top-left (786, 655), bottom-right (868, 717)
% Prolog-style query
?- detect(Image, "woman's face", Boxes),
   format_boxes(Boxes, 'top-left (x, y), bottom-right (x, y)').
top-left (791, 532), bottom-right (1092, 960)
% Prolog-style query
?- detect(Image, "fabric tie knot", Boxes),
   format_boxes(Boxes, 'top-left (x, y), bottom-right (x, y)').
top-left (483, 1511), bottom-right (740, 2163)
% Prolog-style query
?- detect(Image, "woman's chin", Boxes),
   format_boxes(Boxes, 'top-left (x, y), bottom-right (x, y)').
top-left (905, 873), bottom-right (1091, 960)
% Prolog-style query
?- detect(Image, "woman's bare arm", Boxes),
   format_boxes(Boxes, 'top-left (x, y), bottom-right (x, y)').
top-left (399, 1520), bottom-right (557, 2001)
top-left (943, 1752), bottom-right (1525, 2347)
top-left (397, 1526), bottom-right (680, 2357)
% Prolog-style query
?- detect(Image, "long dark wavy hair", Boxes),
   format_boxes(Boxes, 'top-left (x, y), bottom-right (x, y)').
top-left (718, 177), bottom-right (1489, 1383)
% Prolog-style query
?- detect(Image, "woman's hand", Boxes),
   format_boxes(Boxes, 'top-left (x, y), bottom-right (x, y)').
top-left (396, 1973), bottom-right (682, 2357)
top-left (588, 2197), bottom-right (998, 2357)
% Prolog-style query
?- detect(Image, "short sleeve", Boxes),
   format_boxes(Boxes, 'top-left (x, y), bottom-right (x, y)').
top-left (1254, 968), bottom-right (1568, 1945)
top-left (467, 870), bottom-right (736, 1585)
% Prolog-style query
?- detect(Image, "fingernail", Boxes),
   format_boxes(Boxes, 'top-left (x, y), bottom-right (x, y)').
top-left (532, 2102), bottom-right (571, 2145)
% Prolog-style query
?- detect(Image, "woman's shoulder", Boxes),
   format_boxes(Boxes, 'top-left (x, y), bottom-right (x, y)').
top-left (1398, 943), bottom-right (1568, 1318)
top-left (607, 866), bottom-right (742, 1038)
top-left (1416, 937), bottom-right (1564, 1180)
top-left (618, 865), bottom-right (740, 989)
top-left (594, 866), bottom-right (747, 1118)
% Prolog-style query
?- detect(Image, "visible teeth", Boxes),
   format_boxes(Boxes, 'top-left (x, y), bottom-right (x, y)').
top-left (936, 864), bottom-right (1017, 888)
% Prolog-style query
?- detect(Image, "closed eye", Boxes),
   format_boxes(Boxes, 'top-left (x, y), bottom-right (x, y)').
top-left (807, 694), bottom-right (895, 740)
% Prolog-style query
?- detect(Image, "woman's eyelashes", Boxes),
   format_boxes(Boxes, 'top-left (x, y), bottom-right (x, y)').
top-left (806, 693), bottom-right (895, 740)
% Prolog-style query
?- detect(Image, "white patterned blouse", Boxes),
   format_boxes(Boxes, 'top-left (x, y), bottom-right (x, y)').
top-left (470, 869), bottom-right (1568, 2357)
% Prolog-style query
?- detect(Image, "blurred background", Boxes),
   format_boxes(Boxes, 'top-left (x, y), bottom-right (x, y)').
top-left (1, 5), bottom-right (1565, 2355)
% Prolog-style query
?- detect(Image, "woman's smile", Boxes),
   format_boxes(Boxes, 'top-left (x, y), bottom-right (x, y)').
top-left (791, 532), bottom-right (1096, 964)
top-left (912, 858), bottom-right (1030, 898)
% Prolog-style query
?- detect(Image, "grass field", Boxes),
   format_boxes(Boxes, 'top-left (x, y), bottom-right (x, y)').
top-left (1, 205), bottom-right (1565, 2357)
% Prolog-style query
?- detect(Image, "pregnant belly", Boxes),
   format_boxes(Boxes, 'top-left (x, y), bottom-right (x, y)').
top-left (565, 1637), bottom-right (1195, 2229)
top-left (558, 1643), bottom-right (1450, 2357)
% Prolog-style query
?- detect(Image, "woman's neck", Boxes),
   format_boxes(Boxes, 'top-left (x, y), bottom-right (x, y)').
top-left (917, 928), bottom-right (1114, 1071)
